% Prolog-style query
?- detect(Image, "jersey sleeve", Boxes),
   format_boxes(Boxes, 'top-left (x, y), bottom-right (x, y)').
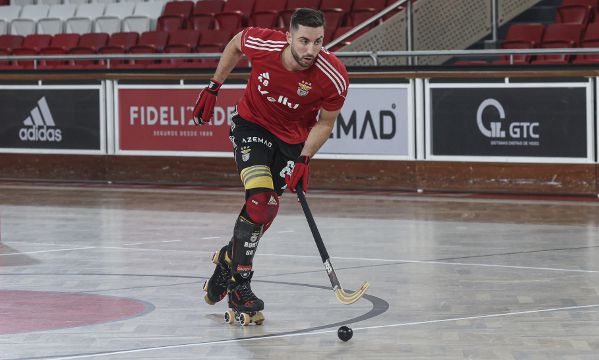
top-left (241, 27), bottom-right (285, 61)
top-left (319, 53), bottom-right (350, 112)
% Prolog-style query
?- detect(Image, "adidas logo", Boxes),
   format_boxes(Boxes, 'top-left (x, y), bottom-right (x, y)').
top-left (19, 97), bottom-right (62, 142)
top-left (268, 195), bottom-right (278, 206)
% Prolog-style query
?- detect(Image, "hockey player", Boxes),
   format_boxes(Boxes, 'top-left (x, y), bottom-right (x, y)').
top-left (193, 8), bottom-right (349, 324)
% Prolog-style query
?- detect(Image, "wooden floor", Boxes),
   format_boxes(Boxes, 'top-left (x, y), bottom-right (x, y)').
top-left (1, 182), bottom-right (599, 359)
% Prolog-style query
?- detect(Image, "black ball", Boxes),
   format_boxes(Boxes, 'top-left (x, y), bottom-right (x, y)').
top-left (337, 325), bottom-right (353, 342)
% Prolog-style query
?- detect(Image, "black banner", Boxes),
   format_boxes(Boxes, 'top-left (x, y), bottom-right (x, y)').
top-left (431, 87), bottom-right (588, 158)
top-left (0, 89), bottom-right (101, 150)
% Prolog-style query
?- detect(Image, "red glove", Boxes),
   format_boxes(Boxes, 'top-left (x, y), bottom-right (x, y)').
top-left (192, 79), bottom-right (222, 125)
top-left (285, 155), bottom-right (310, 193)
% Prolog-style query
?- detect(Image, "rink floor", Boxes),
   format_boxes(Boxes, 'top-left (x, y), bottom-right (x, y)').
top-left (1, 182), bottom-right (599, 359)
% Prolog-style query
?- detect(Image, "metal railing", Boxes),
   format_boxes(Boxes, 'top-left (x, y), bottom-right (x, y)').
top-left (2, 47), bottom-right (599, 69)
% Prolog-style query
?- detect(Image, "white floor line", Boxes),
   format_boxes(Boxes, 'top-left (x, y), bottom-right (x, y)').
top-left (0, 246), bottom-right (96, 256)
top-left (201, 236), bottom-right (221, 240)
top-left (256, 252), bottom-right (599, 274)
top-left (161, 240), bottom-right (182, 243)
top-left (45, 303), bottom-right (599, 360)
top-left (1, 241), bottom-right (63, 246)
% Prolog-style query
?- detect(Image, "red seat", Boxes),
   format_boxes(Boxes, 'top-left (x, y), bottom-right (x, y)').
top-left (73, 33), bottom-right (109, 52)
top-left (321, 0), bottom-right (353, 13)
top-left (492, 23), bottom-right (544, 64)
top-left (215, 0), bottom-right (255, 31)
top-left (97, 46), bottom-right (128, 69)
top-left (280, 0), bottom-right (321, 27)
top-left (38, 47), bottom-right (69, 69)
top-left (14, 34), bottom-right (52, 52)
top-left (532, 23), bottom-right (584, 64)
top-left (157, 16), bottom-right (184, 32)
top-left (198, 29), bottom-right (232, 49)
top-left (562, 0), bottom-right (597, 6)
top-left (155, 29), bottom-right (200, 66)
top-left (190, 0), bottom-right (224, 30)
top-left (124, 31), bottom-right (169, 68)
top-left (192, 44), bottom-right (222, 68)
top-left (68, 47), bottom-right (97, 69)
top-left (157, 0), bottom-right (194, 28)
top-left (66, 34), bottom-right (108, 68)
top-left (9, 48), bottom-right (36, 69)
top-left (555, 4), bottom-right (592, 24)
top-left (573, 22), bottom-right (599, 63)
top-left (47, 33), bottom-right (80, 52)
top-left (0, 35), bottom-right (24, 52)
top-left (249, 0), bottom-right (287, 28)
top-left (100, 32), bottom-right (139, 53)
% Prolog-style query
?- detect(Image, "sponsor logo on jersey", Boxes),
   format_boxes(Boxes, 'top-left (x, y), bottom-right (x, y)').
top-left (242, 136), bottom-right (273, 148)
top-left (19, 97), bottom-right (63, 143)
top-left (255, 71), bottom-right (300, 109)
top-left (297, 81), bottom-right (312, 96)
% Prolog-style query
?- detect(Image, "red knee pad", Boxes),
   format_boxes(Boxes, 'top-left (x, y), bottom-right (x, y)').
top-left (246, 191), bottom-right (279, 225)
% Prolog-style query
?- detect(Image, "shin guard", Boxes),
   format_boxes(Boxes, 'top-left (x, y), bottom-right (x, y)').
top-left (230, 215), bottom-right (263, 279)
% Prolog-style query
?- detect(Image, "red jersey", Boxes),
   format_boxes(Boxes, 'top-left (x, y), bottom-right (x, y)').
top-left (237, 27), bottom-right (349, 144)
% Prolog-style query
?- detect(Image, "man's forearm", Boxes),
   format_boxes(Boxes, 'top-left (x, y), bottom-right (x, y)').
top-left (212, 32), bottom-right (243, 84)
top-left (300, 121), bottom-right (334, 158)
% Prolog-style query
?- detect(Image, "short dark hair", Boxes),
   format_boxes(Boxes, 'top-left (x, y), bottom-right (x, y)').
top-left (290, 8), bottom-right (325, 31)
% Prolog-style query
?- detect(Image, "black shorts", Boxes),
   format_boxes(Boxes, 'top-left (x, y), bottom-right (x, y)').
top-left (230, 115), bottom-right (303, 196)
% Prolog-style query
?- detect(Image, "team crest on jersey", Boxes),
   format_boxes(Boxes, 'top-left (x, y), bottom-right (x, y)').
top-left (297, 81), bottom-right (312, 97)
top-left (240, 146), bottom-right (251, 162)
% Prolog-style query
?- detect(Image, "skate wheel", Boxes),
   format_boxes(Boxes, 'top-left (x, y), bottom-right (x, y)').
top-left (224, 310), bottom-right (235, 324)
top-left (239, 313), bottom-right (251, 326)
top-left (253, 312), bottom-right (265, 325)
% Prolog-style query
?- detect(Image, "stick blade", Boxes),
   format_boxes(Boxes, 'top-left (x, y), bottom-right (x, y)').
top-left (334, 281), bottom-right (370, 305)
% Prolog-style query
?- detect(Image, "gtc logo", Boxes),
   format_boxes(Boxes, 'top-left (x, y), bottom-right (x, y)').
top-left (477, 98), bottom-right (539, 139)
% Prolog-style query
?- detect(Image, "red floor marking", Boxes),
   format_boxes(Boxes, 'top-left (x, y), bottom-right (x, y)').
top-left (0, 290), bottom-right (150, 334)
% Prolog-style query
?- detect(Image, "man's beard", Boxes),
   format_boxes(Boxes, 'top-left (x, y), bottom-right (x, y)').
top-left (290, 46), bottom-right (312, 68)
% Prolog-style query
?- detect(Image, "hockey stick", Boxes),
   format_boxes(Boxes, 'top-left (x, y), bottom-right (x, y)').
top-left (296, 182), bottom-right (369, 305)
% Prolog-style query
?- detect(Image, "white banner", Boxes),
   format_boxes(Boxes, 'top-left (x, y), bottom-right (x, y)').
top-left (319, 84), bottom-right (412, 159)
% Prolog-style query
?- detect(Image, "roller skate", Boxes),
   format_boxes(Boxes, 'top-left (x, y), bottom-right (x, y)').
top-left (224, 272), bottom-right (265, 326)
top-left (203, 245), bottom-right (232, 305)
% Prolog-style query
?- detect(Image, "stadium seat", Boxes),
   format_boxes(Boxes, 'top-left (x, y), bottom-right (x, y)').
top-left (94, 2), bottom-right (134, 34)
top-left (74, 32), bottom-right (109, 52)
top-left (10, 47), bottom-right (36, 69)
top-left (573, 22), bottom-right (599, 63)
top-left (157, 16), bottom-right (183, 32)
top-left (39, 0), bottom-right (62, 6)
top-left (14, 33), bottom-right (52, 51)
top-left (64, 3), bottom-right (106, 34)
top-left (214, 0), bottom-right (254, 31)
top-left (0, 34), bottom-right (24, 52)
top-left (197, 29), bottom-right (231, 49)
top-left (157, 0), bottom-right (193, 29)
top-left (279, 0), bottom-right (321, 26)
top-left (10, 4), bottom-right (50, 35)
top-left (63, 0), bottom-right (89, 5)
top-left (100, 31), bottom-right (138, 52)
top-left (189, 0), bottom-right (224, 30)
top-left (348, 0), bottom-right (386, 27)
top-left (36, 4), bottom-right (77, 35)
top-left (492, 23), bottom-right (545, 64)
top-left (555, 4), bottom-right (592, 24)
top-left (121, 30), bottom-right (168, 67)
top-left (123, 1), bottom-right (167, 33)
top-left (149, 29), bottom-right (200, 67)
top-left (562, 0), bottom-right (597, 7)
top-left (0, 6), bottom-right (22, 36)
top-left (249, 0), bottom-right (286, 28)
top-left (532, 23), bottom-right (584, 64)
